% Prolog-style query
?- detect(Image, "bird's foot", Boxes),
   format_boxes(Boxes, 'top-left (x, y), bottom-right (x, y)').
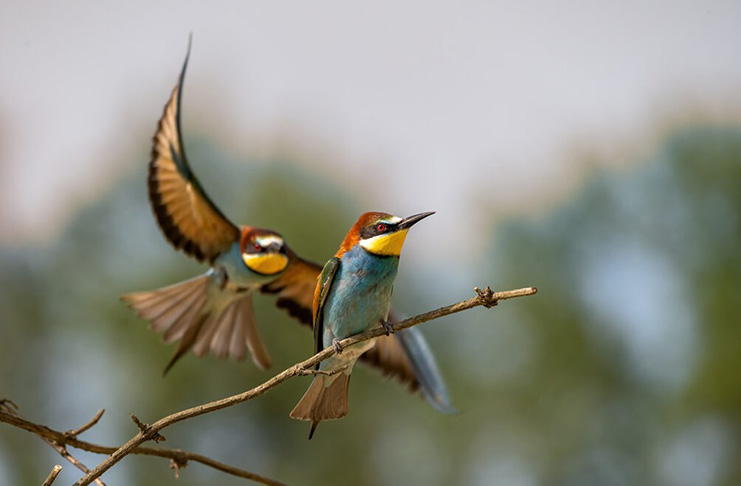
top-left (298, 367), bottom-right (343, 377)
top-left (333, 338), bottom-right (343, 354)
top-left (381, 319), bottom-right (395, 336)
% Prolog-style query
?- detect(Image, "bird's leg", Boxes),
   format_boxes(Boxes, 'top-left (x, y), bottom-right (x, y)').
top-left (381, 319), bottom-right (395, 336)
top-left (332, 338), bottom-right (343, 354)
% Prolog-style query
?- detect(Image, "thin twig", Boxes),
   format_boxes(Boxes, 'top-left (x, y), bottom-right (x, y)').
top-left (65, 409), bottom-right (105, 438)
top-left (42, 464), bottom-right (62, 486)
top-left (0, 401), bottom-right (107, 486)
top-left (45, 440), bottom-right (107, 486)
top-left (71, 285), bottom-right (536, 486)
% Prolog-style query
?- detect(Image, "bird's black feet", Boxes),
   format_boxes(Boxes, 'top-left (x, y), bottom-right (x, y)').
top-left (333, 338), bottom-right (343, 354)
top-left (381, 320), bottom-right (395, 336)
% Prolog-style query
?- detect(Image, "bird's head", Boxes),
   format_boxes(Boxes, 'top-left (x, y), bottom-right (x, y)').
top-left (339, 211), bottom-right (435, 257)
top-left (240, 228), bottom-right (290, 275)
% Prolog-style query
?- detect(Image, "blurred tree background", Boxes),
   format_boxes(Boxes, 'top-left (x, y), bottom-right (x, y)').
top-left (1, 120), bottom-right (740, 486)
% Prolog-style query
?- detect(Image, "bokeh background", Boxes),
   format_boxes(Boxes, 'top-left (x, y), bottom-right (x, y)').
top-left (2, 2), bottom-right (741, 485)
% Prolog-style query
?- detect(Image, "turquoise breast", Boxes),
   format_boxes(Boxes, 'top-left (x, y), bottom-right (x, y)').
top-left (322, 245), bottom-right (400, 345)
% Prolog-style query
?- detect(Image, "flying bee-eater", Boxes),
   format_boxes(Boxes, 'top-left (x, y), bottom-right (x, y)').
top-left (290, 211), bottom-right (435, 438)
top-left (121, 40), bottom-right (455, 414)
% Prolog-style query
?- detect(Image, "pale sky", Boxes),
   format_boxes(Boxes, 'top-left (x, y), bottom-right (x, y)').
top-left (1, 1), bottom-right (740, 259)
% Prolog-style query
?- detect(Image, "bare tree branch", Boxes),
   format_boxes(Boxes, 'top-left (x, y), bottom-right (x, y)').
top-left (1, 286), bottom-right (536, 486)
top-left (0, 405), bottom-right (288, 486)
top-left (73, 286), bottom-right (536, 486)
top-left (45, 440), bottom-right (106, 486)
top-left (0, 400), bottom-right (107, 486)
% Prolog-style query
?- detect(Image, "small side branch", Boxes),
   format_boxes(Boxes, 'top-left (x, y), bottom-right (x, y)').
top-left (42, 464), bottom-right (62, 486)
top-left (46, 441), bottom-right (107, 486)
top-left (130, 413), bottom-right (166, 443)
top-left (65, 409), bottom-right (104, 438)
top-left (0, 400), bottom-right (107, 486)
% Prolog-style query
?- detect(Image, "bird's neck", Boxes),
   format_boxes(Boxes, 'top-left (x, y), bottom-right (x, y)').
top-left (342, 245), bottom-right (399, 279)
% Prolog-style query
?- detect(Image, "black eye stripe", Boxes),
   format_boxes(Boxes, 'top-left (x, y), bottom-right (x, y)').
top-left (245, 239), bottom-right (284, 254)
top-left (360, 221), bottom-right (397, 239)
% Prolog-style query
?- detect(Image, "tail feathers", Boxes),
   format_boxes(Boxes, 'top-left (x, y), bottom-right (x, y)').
top-left (188, 295), bottom-right (271, 369)
top-left (395, 327), bottom-right (457, 414)
top-left (163, 312), bottom-right (209, 375)
top-left (122, 275), bottom-right (271, 372)
top-left (290, 373), bottom-right (350, 439)
top-left (235, 295), bottom-right (271, 368)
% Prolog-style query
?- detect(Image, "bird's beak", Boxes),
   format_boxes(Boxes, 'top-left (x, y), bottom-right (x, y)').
top-left (398, 211), bottom-right (435, 230)
top-left (266, 241), bottom-right (283, 253)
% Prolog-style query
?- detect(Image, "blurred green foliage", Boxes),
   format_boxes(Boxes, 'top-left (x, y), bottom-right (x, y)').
top-left (1, 125), bottom-right (740, 485)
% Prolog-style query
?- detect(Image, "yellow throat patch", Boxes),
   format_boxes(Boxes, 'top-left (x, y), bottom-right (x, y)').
top-left (359, 229), bottom-right (409, 256)
top-left (242, 253), bottom-right (289, 275)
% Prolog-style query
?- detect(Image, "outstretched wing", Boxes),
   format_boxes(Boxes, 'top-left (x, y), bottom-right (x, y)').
top-left (312, 257), bottom-right (340, 356)
top-left (121, 273), bottom-right (272, 373)
top-left (259, 251), bottom-right (323, 326)
top-left (148, 40), bottom-right (240, 263)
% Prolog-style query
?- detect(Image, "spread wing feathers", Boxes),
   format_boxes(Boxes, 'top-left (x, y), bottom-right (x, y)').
top-left (186, 293), bottom-right (271, 368)
top-left (121, 274), bottom-right (210, 344)
top-left (121, 274), bottom-right (271, 373)
top-left (259, 253), bottom-right (323, 327)
top-left (312, 257), bottom-right (341, 356)
top-left (148, 42), bottom-right (240, 263)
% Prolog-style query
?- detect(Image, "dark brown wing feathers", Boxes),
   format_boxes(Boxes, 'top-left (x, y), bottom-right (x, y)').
top-left (148, 42), bottom-right (240, 263)
top-left (260, 252), bottom-right (322, 327)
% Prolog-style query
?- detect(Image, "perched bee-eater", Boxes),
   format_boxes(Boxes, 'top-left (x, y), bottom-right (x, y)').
top-left (122, 41), bottom-right (454, 414)
top-left (290, 211), bottom-right (434, 438)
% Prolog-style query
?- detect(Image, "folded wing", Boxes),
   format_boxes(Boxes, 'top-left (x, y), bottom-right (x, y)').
top-left (261, 255), bottom-right (419, 388)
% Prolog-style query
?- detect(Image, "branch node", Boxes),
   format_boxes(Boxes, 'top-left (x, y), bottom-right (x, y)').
top-left (130, 413), bottom-right (166, 443)
top-left (474, 286), bottom-right (498, 308)
top-left (0, 398), bottom-right (19, 413)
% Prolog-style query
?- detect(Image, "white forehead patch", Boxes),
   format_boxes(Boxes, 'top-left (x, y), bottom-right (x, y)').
top-left (256, 235), bottom-right (284, 248)
top-left (383, 216), bottom-right (402, 224)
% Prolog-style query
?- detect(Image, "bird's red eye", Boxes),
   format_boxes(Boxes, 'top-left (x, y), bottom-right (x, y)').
top-left (376, 223), bottom-right (387, 232)
top-left (254, 243), bottom-right (261, 251)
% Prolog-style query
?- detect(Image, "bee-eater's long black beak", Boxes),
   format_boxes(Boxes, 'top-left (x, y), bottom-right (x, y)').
top-left (398, 211), bottom-right (435, 230)
top-left (266, 241), bottom-right (283, 253)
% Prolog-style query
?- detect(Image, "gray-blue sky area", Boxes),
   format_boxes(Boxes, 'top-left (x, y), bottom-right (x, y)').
top-left (1, 1), bottom-right (740, 261)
